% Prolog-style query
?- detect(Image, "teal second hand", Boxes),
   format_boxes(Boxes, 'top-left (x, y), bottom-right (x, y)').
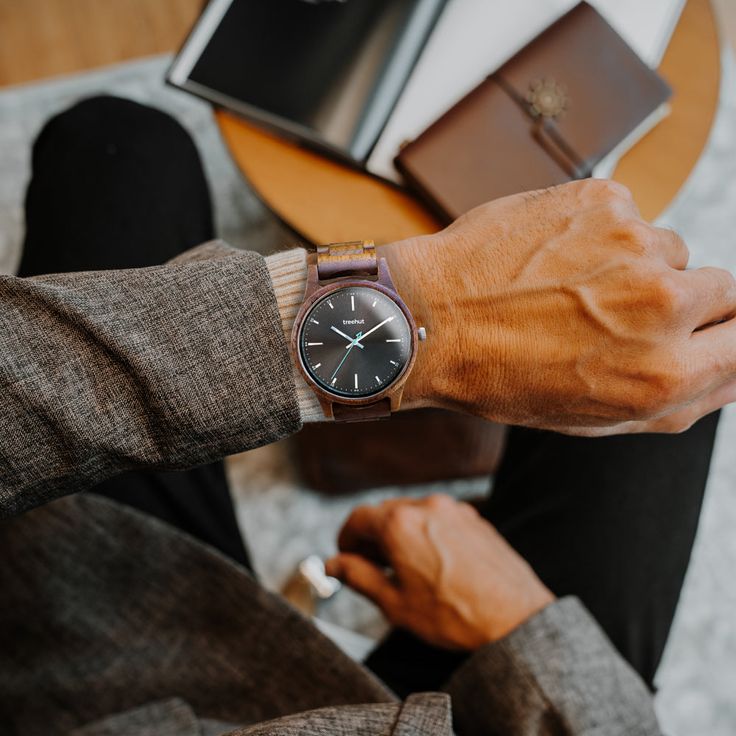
top-left (330, 331), bottom-right (363, 381)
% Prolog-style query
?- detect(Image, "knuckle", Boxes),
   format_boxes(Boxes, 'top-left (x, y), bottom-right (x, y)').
top-left (666, 230), bottom-right (690, 257)
top-left (385, 505), bottom-right (415, 533)
top-left (616, 218), bottom-right (654, 248)
top-left (596, 178), bottom-right (633, 201)
top-left (640, 363), bottom-right (690, 415)
top-left (604, 219), bottom-right (656, 258)
top-left (647, 275), bottom-right (688, 317)
top-left (567, 178), bottom-right (598, 203)
top-left (710, 266), bottom-right (736, 294)
top-left (426, 493), bottom-right (453, 511)
top-left (577, 177), bottom-right (633, 203)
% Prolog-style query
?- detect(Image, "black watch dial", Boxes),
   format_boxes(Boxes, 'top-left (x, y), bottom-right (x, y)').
top-left (298, 286), bottom-right (413, 399)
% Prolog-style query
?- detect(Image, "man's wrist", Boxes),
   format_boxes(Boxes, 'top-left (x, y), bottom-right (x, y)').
top-left (264, 248), bottom-right (325, 423)
top-left (378, 236), bottom-right (447, 412)
top-left (265, 239), bottom-right (446, 421)
top-left (475, 586), bottom-right (556, 645)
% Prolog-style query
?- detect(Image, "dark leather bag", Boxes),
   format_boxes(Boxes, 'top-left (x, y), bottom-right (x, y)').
top-left (395, 2), bottom-right (672, 223)
top-left (296, 409), bottom-right (506, 494)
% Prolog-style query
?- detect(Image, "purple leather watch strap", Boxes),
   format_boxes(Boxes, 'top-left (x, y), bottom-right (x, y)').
top-left (332, 398), bottom-right (392, 422)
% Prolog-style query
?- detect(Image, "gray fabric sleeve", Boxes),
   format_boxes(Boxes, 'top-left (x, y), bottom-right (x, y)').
top-left (70, 698), bottom-right (202, 736)
top-left (0, 240), bottom-right (301, 518)
top-left (444, 597), bottom-right (663, 736)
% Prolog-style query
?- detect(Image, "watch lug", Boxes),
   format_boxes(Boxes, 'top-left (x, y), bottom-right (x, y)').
top-left (318, 396), bottom-right (335, 420)
top-left (304, 260), bottom-right (321, 299)
top-left (376, 257), bottom-right (397, 290)
top-left (390, 385), bottom-right (405, 413)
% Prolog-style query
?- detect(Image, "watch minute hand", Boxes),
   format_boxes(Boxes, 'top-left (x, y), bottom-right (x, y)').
top-left (353, 315), bottom-right (395, 344)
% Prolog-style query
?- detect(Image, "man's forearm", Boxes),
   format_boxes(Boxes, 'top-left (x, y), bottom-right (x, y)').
top-left (1, 241), bottom-right (301, 518)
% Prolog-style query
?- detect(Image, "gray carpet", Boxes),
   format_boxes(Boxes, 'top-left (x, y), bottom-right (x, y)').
top-left (2, 53), bottom-right (736, 735)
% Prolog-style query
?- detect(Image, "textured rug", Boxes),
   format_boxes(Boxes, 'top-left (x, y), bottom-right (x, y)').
top-left (2, 53), bottom-right (736, 735)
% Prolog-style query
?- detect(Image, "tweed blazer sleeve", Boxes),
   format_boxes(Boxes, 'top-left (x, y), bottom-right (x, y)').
top-left (444, 597), bottom-right (663, 736)
top-left (0, 241), bottom-right (301, 518)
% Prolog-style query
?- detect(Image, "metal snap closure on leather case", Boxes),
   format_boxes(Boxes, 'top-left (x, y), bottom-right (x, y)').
top-left (527, 78), bottom-right (569, 119)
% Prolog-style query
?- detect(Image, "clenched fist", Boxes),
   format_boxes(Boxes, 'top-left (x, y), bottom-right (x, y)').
top-left (387, 179), bottom-right (736, 435)
top-left (326, 494), bottom-right (553, 650)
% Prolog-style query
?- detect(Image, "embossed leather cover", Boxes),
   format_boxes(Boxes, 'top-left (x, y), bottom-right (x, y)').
top-left (395, 2), bottom-right (672, 223)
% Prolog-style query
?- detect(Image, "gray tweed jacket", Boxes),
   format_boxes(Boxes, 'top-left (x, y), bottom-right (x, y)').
top-left (0, 242), bottom-right (663, 736)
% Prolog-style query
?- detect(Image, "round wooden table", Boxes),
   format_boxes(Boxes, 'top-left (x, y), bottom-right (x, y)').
top-left (216, 0), bottom-right (721, 244)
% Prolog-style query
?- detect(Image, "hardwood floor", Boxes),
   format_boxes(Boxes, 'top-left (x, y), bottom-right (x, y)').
top-left (0, 0), bottom-right (201, 87)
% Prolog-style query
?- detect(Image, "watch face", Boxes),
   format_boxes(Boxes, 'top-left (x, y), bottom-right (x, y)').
top-left (298, 286), bottom-right (413, 399)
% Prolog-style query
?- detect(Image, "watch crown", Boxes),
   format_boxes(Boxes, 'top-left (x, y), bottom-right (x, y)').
top-left (418, 327), bottom-right (427, 341)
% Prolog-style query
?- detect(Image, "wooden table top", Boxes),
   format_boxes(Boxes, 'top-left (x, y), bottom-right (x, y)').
top-left (217, 0), bottom-right (721, 245)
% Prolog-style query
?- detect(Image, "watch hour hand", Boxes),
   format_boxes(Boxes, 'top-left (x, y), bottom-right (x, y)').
top-left (330, 325), bottom-right (365, 349)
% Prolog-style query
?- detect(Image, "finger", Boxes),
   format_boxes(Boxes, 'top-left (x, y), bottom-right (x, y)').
top-left (326, 553), bottom-right (400, 614)
top-left (693, 313), bottom-right (736, 375)
top-left (654, 227), bottom-right (689, 270)
top-left (337, 506), bottom-right (386, 562)
top-left (337, 499), bottom-right (416, 562)
top-left (680, 267), bottom-right (736, 329)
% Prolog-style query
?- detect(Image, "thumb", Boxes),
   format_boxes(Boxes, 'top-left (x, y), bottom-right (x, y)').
top-left (327, 553), bottom-right (400, 615)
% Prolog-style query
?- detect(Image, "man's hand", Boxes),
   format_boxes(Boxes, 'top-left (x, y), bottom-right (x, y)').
top-left (326, 495), bottom-right (554, 650)
top-left (385, 180), bottom-right (736, 435)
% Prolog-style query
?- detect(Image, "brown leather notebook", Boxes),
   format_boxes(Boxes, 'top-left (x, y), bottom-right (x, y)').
top-left (394, 2), bottom-right (672, 223)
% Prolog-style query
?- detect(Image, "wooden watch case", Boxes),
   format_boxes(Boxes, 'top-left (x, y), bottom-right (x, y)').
top-left (291, 256), bottom-right (418, 420)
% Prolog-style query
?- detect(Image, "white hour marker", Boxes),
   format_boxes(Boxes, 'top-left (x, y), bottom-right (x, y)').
top-left (385, 338), bottom-right (402, 343)
top-left (313, 363), bottom-right (321, 369)
top-left (375, 376), bottom-right (381, 384)
top-left (372, 299), bottom-right (377, 307)
top-left (390, 360), bottom-right (399, 366)
top-left (331, 377), bottom-right (337, 386)
top-left (310, 318), bottom-right (319, 324)
top-left (351, 295), bottom-right (355, 311)
top-left (306, 342), bottom-right (323, 346)
top-left (327, 301), bottom-right (334, 309)
top-left (354, 373), bottom-right (359, 389)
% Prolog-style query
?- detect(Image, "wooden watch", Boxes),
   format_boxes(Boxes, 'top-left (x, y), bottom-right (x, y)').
top-left (291, 240), bottom-right (425, 422)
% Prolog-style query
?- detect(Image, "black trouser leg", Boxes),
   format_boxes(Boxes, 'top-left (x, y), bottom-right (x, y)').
top-left (484, 416), bottom-right (718, 684)
top-left (20, 95), bottom-right (251, 570)
top-left (367, 415), bottom-right (719, 695)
